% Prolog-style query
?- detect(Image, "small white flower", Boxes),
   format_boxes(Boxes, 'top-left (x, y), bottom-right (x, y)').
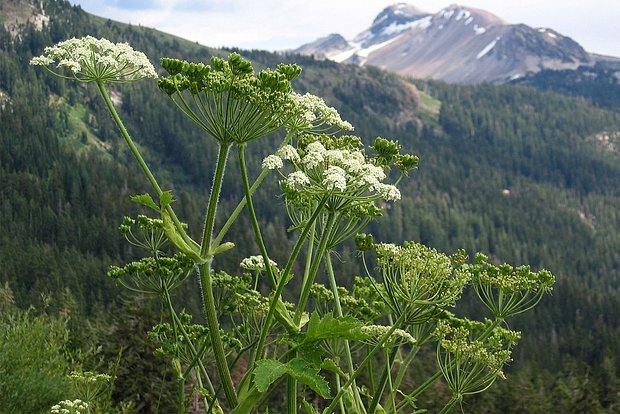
top-left (325, 149), bottom-right (345, 164)
top-left (284, 171), bottom-right (310, 190)
top-left (361, 325), bottom-right (416, 345)
top-left (373, 183), bottom-right (401, 201)
top-left (376, 243), bottom-right (401, 257)
top-left (306, 141), bottom-right (327, 155)
top-left (290, 92), bottom-right (353, 132)
top-left (240, 255), bottom-right (278, 271)
top-left (262, 154), bottom-right (283, 170)
top-left (322, 166), bottom-right (347, 191)
top-left (276, 145), bottom-right (301, 163)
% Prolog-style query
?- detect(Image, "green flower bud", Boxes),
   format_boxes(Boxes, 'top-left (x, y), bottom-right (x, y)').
top-left (355, 233), bottom-right (374, 251)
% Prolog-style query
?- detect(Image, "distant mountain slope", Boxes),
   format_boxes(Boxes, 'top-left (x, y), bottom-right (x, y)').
top-left (295, 3), bottom-right (616, 84)
top-left (510, 60), bottom-right (620, 110)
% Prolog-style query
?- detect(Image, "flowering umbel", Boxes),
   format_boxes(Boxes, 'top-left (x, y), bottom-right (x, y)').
top-left (158, 53), bottom-right (301, 144)
top-left (30, 36), bottom-right (157, 83)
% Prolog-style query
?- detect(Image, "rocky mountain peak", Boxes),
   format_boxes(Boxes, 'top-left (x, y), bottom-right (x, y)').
top-left (354, 3), bottom-right (430, 47)
top-left (294, 2), bottom-right (606, 84)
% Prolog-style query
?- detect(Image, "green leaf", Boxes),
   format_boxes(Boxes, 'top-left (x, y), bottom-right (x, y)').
top-left (301, 399), bottom-right (320, 414)
top-left (253, 357), bottom-right (331, 398)
top-left (161, 210), bottom-right (203, 263)
top-left (130, 193), bottom-right (159, 211)
top-left (274, 298), bottom-right (299, 333)
top-left (159, 191), bottom-right (175, 208)
top-left (305, 312), bottom-right (368, 343)
top-left (286, 358), bottom-right (331, 398)
top-left (253, 359), bottom-right (287, 393)
top-left (320, 358), bottom-right (346, 378)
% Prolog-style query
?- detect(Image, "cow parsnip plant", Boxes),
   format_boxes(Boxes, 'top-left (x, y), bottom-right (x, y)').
top-left (32, 37), bottom-right (554, 414)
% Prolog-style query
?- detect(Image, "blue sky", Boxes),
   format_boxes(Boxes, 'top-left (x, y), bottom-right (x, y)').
top-left (69, 0), bottom-right (620, 57)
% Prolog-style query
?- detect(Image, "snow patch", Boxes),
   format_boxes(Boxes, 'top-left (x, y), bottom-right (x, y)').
top-left (330, 35), bottom-right (402, 63)
top-left (357, 36), bottom-right (400, 58)
top-left (473, 24), bottom-right (486, 35)
top-left (455, 9), bottom-right (471, 21)
top-left (537, 28), bottom-right (557, 38)
top-left (330, 48), bottom-right (359, 63)
top-left (440, 8), bottom-right (455, 19)
top-left (382, 15), bottom-right (432, 35)
top-left (477, 36), bottom-right (501, 59)
top-left (465, 17), bottom-right (473, 25)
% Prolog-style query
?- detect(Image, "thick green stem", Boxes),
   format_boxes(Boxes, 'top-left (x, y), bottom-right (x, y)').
top-left (237, 144), bottom-right (276, 287)
top-left (199, 262), bottom-right (238, 408)
top-left (177, 375), bottom-right (186, 414)
top-left (200, 144), bottom-right (231, 255)
top-left (287, 370), bottom-right (298, 414)
top-left (96, 81), bottom-right (191, 245)
top-left (192, 143), bottom-right (237, 407)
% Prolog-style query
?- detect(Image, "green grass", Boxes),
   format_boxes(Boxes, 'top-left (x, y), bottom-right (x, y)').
top-left (52, 97), bottom-right (113, 157)
top-left (417, 89), bottom-right (441, 124)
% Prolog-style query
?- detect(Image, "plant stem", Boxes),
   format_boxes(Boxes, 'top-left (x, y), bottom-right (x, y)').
top-left (252, 197), bottom-right (328, 363)
top-left (237, 144), bottom-right (276, 287)
top-left (325, 253), bottom-right (367, 414)
top-left (200, 143), bottom-right (231, 256)
top-left (162, 289), bottom-right (215, 397)
top-left (285, 221), bottom-right (316, 414)
top-left (212, 131), bottom-right (294, 248)
top-left (437, 397), bottom-right (459, 414)
top-left (294, 212), bottom-right (337, 324)
top-left (394, 318), bottom-right (504, 412)
top-left (96, 81), bottom-right (190, 245)
top-left (287, 369), bottom-right (297, 414)
top-left (324, 312), bottom-right (408, 414)
top-left (190, 142), bottom-right (237, 408)
top-left (368, 346), bottom-right (398, 414)
top-left (199, 262), bottom-right (238, 408)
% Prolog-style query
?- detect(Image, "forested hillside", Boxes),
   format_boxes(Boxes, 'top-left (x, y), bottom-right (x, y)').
top-left (2, 0), bottom-right (620, 412)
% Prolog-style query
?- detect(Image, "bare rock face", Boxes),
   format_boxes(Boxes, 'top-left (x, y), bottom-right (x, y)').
top-left (294, 3), bottom-right (600, 84)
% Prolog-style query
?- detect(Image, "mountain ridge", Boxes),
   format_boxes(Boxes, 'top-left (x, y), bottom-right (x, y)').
top-left (295, 2), bottom-right (616, 83)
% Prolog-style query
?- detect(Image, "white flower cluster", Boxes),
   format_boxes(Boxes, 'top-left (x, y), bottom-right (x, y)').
top-left (361, 324), bottom-right (416, 346)
top-left (261, 154), bottom-right (284, 170)
top-left (240, 255), bottom-right (278, 271)
top-left (264, 140), bottom-right (401, 202)
top-left (31, 36), bottom-right (157, 83)
top-left (289, 92), bottom-right (353, 133)
top-left (69, 371), bottom-right (112, 383)
top-left (50, 399), bottom-right (89, 414)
